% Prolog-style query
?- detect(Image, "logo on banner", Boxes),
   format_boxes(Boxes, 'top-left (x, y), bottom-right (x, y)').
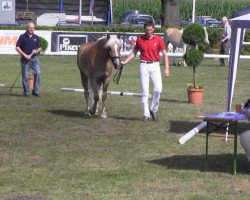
top-left (58, 35), bottom-right (87, 51)
top-left (0, 36), bottom-right (18, 45)
top-left (2, 1), bottom-right (12, 11)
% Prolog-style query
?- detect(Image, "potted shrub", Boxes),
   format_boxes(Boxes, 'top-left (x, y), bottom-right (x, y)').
top-left (183, 23), bottom-right (206, 104)
top-left (39, 36), bottom-right (48, 53)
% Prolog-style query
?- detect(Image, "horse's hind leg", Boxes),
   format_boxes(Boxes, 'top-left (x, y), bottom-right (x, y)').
top-left (80, 70), bottom-right (90, 115)
top-left (100, 77), bottom-right (110, 118)
top-left (172, 46), bottom-right (178, 66)
top-left (89, 79), bottom-right (100, 116)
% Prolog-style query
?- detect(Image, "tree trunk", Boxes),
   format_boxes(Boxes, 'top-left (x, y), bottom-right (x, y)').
top-left (161, 0), bottom-right (181, 27)
top-left (193, 65), bottom-right (196, 88)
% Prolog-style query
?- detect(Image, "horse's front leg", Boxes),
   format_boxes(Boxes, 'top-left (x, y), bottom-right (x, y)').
top-left (89, 79), bottom-right (100, 116)
top-left (80, 71), bottom-right (90, 115)
top-left (100, 77), bottom-right (110, 118)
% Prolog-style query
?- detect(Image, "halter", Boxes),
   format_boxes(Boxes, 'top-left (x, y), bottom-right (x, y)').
top-left (107, 41), bottom-right (121, 69)
top-left (111, 56), bottom-right (121, 69)
top-left (105, 38), bottom-right (123, 83)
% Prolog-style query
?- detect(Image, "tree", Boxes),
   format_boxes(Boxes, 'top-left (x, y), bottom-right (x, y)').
top-left (161, 0), bottom-right (181, 27)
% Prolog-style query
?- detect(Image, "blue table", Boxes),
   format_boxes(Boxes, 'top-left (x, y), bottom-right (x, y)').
top-left (199, 112), bottom-right (247, 175)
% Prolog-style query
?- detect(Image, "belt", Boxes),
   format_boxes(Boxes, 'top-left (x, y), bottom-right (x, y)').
top-left (140, 60), bottom-right (159, 64)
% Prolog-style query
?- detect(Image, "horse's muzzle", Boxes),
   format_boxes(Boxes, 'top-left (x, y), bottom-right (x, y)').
top-left (112, 57), bottom-right (122, 69)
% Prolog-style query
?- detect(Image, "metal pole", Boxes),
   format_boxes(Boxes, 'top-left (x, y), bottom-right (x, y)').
top-left (233, 122), bottom-right (238, 175)
top-left (78, 0), bottom-right (82, 25)
top-left (110, 0), bottom-right (113, 24)
top-left (191, 0), bottom-right (196, 23)
top-left (107, 0), bottom-right (110, 28)
top-left (26, 0), bottom-right (29, 12)
top-left (59, 0), bottom-right (64, 13)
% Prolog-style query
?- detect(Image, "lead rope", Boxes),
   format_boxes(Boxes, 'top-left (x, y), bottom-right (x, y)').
top-left (113, 64), bottom-right (123, 84)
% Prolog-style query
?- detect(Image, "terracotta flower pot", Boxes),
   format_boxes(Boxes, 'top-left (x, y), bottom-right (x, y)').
top-left (187, 88), bottom-right (204, 104)
top-left (29, 74), bottom-right (34, 91)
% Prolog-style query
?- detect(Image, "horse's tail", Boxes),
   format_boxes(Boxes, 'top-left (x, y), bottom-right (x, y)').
top-left (163, 32), bottom-right (170, 49)
top-left (77, 47), bottom-right (80, 69)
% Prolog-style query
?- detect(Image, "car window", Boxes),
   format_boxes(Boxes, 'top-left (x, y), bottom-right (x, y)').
top-left (137, 16), bottom-right (153, 24)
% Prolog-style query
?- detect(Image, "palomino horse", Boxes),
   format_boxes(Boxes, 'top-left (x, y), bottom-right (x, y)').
top-left (77, 34), bottom-right (121, 118)
top-left (164, 27), bottom-right (209, 66)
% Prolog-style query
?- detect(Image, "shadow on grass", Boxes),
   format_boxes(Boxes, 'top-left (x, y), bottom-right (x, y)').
top-left (147, 153), bottom-right (249, 173)
top-left (168, 120), bottom-right (250, 135)
top-left (168, 120), bottom-right (206, 134)
top-left (48, 109), bottom-right (89, 118)
top-left (111, 116), bottom-right (140, 121)
top-left (0, 93), bottom-right (23, 97)
top-left (160, 98), bottom-right (188, 103)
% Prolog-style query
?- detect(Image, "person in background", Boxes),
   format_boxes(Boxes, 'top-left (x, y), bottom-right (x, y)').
top-left (240, 99), bottom-right (250, 172)
top-left (219, 16), bottom-right (231, 66)
top-left (16, 21), bottom-right (42, 97)
top-left (121, 21), bottom-right (170, 122)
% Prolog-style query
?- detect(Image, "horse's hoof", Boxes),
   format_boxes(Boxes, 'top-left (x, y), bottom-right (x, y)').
top-left (89, 109), bottom-right (96, 116)
top-left (101, 113), bottom-right (107, 118)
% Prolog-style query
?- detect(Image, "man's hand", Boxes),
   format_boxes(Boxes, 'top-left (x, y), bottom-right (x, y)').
top-left (121, 60), bottom-right (127, 65)
top-left (24, 54), bottom-right (32, 60)
top-left (164, 68), bottom-right (170, 78)
top-left (32, 49), bottom-right (39, 55)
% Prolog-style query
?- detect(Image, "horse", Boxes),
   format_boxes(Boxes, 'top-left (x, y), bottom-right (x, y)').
top-left (164, 27), bottom-right (209, 66)
top-left (77, 34), bottom-right (122, 118)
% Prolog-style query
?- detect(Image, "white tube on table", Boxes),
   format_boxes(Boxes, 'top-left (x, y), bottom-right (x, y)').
top-left (179, 122), bottom-right (207, 144)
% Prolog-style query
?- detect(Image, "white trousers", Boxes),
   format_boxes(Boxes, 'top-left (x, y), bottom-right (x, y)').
top-left (140, 62), bottom-right (162, 117)
top-left (240, 130), bottom-right (250, 164)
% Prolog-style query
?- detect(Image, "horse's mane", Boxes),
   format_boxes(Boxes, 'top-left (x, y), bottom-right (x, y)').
top-left (96, 36), bottom-right (121, 49)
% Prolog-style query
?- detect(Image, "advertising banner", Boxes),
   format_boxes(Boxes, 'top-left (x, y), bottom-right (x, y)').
top-left (0, 30), bottom-right (164, 55)
top-left (0, 30), bottom-right (51, 54)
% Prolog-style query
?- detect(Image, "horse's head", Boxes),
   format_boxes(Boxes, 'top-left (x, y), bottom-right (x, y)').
top-left (104, 34), bottom-right (122, 69)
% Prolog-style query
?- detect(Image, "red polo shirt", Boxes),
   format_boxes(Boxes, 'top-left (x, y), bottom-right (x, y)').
top-left (134, 34), bottom-right (166, 61)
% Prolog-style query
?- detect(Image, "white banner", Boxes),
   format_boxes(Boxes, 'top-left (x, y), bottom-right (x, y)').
top-left (0, 30), bottom-right (51, 54)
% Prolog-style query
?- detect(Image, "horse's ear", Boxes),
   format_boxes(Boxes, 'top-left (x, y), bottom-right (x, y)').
top-left (107, 33), bottom-right (110, 39)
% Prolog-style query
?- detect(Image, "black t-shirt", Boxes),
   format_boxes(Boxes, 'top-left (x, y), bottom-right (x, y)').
top-left (16, 31), bottom-right (40, 61)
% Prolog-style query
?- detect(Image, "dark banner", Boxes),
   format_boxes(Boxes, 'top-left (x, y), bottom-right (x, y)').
top-left (51, 32), bottom-right (149, 53)
top-left (51, 32), bottom-right (164, 52)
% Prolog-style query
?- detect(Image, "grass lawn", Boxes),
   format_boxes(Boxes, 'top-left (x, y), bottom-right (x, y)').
top-left (0, 55), bottom-right (250, 200)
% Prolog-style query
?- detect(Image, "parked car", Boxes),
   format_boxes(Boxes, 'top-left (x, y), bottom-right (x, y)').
top-left (123, 10), bottom-right (139, 20)
top-left (195, 16), bottom-right (220, 28)
top-left (205, 19), bottom-right (221, 28)
top-left (180, 20), bottom-right (189, 27)
top-left (121, 14), bottom-right (155, 27)
top-left (195, 16), bottom-right (213, 24)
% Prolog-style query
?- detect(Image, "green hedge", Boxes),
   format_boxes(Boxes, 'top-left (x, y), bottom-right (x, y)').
top-left (0, 25), bottom-right (164, 33)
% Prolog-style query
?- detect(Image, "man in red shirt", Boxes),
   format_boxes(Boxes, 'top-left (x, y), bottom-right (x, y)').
top-left (121, 22), bottom-right (170, 122)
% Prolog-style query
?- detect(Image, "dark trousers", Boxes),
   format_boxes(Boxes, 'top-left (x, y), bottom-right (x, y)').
top-left (219, 40), bottom-right (230, 66)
